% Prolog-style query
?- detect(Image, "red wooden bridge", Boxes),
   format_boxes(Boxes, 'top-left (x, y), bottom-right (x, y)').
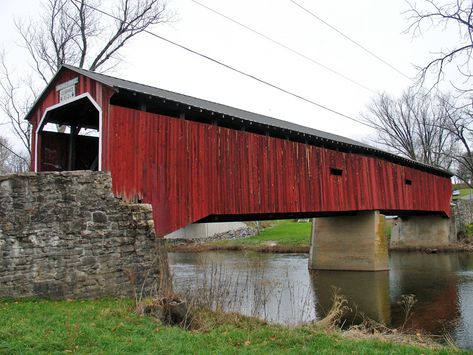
top-left (27, 65), bottom-right (452, 237)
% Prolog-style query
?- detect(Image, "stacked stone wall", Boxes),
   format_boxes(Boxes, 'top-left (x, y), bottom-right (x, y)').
top-left (0, 171), bottom-right (167, 299)
top-left (452, 200), bottom-right (473, 233)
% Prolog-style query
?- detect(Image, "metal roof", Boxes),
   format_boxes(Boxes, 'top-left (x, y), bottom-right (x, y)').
top-left (63, 65), bottom-right (372, 148)
top-left (28, 65), bottom-right (452, 177)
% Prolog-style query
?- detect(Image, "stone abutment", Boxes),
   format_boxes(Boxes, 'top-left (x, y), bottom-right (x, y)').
top-left (0, 171), bottom-right (168, 299)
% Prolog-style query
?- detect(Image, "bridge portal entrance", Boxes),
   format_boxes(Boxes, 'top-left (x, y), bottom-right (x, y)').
top-left (35, 94), bottom-right (101, 172)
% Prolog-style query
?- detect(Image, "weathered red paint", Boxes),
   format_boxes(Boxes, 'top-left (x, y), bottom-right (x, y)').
top-left (107, 106), bottom-right (451, 236)
top-left (28, 69), bottom-right (452, 237)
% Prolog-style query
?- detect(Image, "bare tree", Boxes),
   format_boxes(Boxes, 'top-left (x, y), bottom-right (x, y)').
top-left (363, 89), bottom-right (458, 170)
top-left (395, 0), bottom-right (473, 186)
top-left (0, 0), bottom-right (173, 159)
top-left (0, 53), bottom-right (35, 158)
top-left (405, 0), bottom-right (473, 89)
top-left (456, 152), bottom-right (473, 186)
top-left (0, 136), bottom-right (11, 175)
top-left (0, 135), bottom-right (29, 174)
top-left (437, 96), bottom-right (473, 185)
top-left (16, 0), bottom-right (173, 83)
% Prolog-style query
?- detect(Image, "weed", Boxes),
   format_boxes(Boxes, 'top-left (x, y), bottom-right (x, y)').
top-left (312, 287), bottom-right (350, 329)
top-left (397, 294), bottom-right (417, 330)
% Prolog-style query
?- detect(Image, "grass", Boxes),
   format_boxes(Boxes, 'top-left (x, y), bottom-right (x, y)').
top-left (452, 187), bottom-right (473, 200)
top-left (215, 220), bottom-right (311, 247)
top-left (0, 298), bottom-right (465, 354)
top-left (458, 188), bottom-right (473, 198)
top-left (169, 220), bottom-right (312, 253)
top-left (170, 219), bottom-right (396, 253)
top-left (385, 218), bottom-right (393, 240)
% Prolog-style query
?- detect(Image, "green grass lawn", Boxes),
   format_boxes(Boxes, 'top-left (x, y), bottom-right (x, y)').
top-left (211, 220), bottom-right (311, 249)
top-left (0, 299), bottom-right (463, 354)
top-left (385, 219), bottom-right (393, 240)
top-left (171, 219), bottom-right (396, 253)
top-left (458, 188), bottom-right (473, 198)
top-left (452, 187), bottom-right (473, 200)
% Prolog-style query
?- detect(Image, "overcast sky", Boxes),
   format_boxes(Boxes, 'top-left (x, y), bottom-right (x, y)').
top-left (0, 0), bottom-right (461, 153)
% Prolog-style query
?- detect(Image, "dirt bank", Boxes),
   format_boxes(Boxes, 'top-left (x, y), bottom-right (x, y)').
top-left (167, 242), bottom-right (309, 253)
top-left (168, 240), bottom-right (473, 254)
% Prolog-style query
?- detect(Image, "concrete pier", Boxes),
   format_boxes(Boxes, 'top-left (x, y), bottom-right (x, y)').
top-left (165, 222), bottom-right (248, 240)
top-left (309, 211), bottom-right (388, 271)
top-left (390, 215), bottom-right (456, 249)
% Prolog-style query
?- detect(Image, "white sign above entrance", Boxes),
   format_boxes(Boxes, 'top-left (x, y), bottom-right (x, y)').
top-left (59, 85), bottom-right (75, 102)
top-left (56, 77), bottom-right (79, 102)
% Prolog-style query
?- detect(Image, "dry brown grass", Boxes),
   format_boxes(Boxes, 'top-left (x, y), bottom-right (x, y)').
top-left (191, 307), bottom-right (269, 332)
top-left (312, 288), bottom-right (350, 330)
top-left (340, 327), bottom-right (445, 350)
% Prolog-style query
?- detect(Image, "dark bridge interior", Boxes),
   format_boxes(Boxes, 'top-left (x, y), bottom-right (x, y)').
top-left (39, 96), bottom-right (99, 172)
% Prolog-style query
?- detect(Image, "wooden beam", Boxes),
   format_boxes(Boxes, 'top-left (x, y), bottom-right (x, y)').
top-left (68, 125), bottom-right (79, 171)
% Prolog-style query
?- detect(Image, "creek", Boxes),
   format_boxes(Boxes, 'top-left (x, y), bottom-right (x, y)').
top-left (170, 251), bottom-right (473, 349)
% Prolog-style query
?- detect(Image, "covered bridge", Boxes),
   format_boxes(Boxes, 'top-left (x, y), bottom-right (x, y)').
top-left (26, 65), bottom-right (453, 270)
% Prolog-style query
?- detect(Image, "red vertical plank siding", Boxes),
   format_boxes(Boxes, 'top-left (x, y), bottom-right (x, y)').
top-left (27, 70), bottom-right (451, 237)
top-left (107, 106), bottom-right (452, 236)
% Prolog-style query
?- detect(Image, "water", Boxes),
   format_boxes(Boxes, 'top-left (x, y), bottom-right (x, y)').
top-left (169, 251), bottom-right (473, 349)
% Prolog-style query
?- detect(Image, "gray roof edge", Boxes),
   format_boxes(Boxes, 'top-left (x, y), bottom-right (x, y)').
top-left (63, 65), bottom-right (373, 147)
top-left (36, 65), bottom-right (452, 177)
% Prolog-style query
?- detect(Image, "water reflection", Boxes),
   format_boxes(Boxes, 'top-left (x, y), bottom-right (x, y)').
top-left (456, 268), bottom-right (473, 349)
top-left (169, 251), bottom-right (473, 350)
top-left (311, 270), bottom-right (390, 325)
top-left (169, 252), bottom-right (316, 324)
top-left (389, 253), bottom-right (460, 337)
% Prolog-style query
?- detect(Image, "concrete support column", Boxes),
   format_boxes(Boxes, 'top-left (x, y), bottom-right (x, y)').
top-left (390, 215), bottom-right (456, 249)
top-left (165, 222), bottom-right (248, 240)
top-left (309, 211), bottom-right (388, 271)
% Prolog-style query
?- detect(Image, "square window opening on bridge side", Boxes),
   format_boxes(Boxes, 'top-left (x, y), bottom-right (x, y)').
top-left (405, 179), bottom-right (412, 185)
top-left (330, 167), bottom-right (343, 176)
